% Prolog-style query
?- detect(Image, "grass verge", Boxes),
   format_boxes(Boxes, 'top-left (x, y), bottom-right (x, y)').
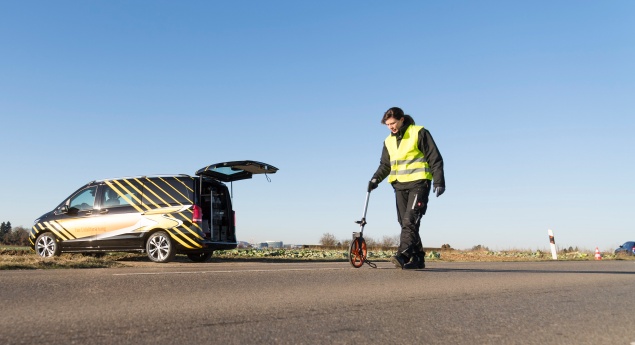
top-left (1, 248), bottom-right (632, 270)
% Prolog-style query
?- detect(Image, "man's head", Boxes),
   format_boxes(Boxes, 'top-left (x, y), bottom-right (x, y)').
top-left (381, 107), bottom-right (405, 134)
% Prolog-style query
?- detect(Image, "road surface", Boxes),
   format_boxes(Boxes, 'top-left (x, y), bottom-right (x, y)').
top-left (1, 260), bottom-right (634, 344)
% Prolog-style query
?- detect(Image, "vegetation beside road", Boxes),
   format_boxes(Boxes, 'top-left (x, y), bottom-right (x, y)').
top-left (4, 226), bottom-right (629, 270)
top-left (1, 246), bottom-right (632, 270)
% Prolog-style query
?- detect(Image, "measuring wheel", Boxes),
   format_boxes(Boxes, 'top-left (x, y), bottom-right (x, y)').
top-left (348, 234), bottom-right (367, 268)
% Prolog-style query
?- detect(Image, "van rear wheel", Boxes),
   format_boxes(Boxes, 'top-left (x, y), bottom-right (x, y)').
top-left (187, 252), bottom-right (213, 262)
top-left (35, 232), bottom-right (60, 258)
top-left (146, 231), bottom-right (176, 263)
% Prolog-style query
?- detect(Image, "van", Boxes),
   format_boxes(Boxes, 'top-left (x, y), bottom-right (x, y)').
top-left (29, 161), bottom-right (278, 263)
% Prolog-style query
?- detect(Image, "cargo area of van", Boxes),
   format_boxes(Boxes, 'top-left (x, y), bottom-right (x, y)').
top-left (199, 179), bottom-right (235, 244)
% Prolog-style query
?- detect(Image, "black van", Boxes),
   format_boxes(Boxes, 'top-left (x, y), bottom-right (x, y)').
top-left (29, 161), bottom-right (278, 263)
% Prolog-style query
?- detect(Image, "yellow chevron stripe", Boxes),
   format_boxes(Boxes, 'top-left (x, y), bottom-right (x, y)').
top-left (120, 179), bottom-right (146, 208)
top-left (125, 178), bottom-right (154, 211)
top-left (169, 231), bottom-right (196, 249)
top-left (109, 179), bottom-right (143, 205)
top-left (52, 220), bottom-right (77, 239)
top-left (175, 212), bottom-right (203, 236)
top-left (30, 226), bottom-right (38, 239)
top-left (173, 176), bottom-right (194, 192)
top-left (120, 178), bottom-right (144, 197)
top-left (182, 226), bottom-right (204, 241)
top-left (163, 213), bottom-right (203, 243)
top-left (174, 223), bottom-right (203, 244)
top-left (49, 221), bottom-right (75, 240)
top-left (145, 179), bottom-right (174, 207)
top-left (105, 180), bottom-right (135, 206)
top-left (173, 227), bottom-right (201, 247)
top-left (144, 178), bottom-right (179, 206)
top-left (172, 208), bottom-right (201, 230)
top-left (159, 176), bottom-right (192, 201)
top-left (44, 221), bottom-right (69, 241)
top-left (106, 179), bottom-right (147, 213)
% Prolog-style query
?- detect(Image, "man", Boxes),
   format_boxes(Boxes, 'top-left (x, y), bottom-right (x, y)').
top-left (368, 107), bottom-right (445, 269)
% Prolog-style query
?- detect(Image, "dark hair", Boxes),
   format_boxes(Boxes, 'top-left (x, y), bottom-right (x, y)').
top-left (381, 107), bottom-right (404, 124)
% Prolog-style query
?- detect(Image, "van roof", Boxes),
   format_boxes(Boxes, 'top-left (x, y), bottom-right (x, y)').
top-left (91, 174), bottom-right (193, 183)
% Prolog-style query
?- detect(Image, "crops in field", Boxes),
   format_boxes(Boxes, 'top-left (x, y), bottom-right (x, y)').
top-left (214, 248), bottom-right (395, 260)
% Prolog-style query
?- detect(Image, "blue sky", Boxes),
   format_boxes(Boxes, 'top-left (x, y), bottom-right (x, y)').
top-left (1, 1), bottom-right (633, 251)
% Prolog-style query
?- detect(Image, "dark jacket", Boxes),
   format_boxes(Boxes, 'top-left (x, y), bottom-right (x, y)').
top-left (372, 115), bottom-right (445, 191)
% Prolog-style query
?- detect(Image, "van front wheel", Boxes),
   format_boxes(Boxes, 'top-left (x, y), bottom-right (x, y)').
top-left (35, 232), bottom-right (60, 258)
top-left (146, 231), bottom-right (176, 263)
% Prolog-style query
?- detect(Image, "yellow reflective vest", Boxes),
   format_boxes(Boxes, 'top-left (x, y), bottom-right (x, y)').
top-left (385, 125), bottom-right (433, 183)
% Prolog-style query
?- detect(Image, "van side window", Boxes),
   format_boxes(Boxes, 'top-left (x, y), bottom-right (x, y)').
top-left (102, 185), bottom-right (120, 207)
top-left (69, 187), bottom-right (97, 211)
top-left (102, 179), bottom-right (143, 208)
top-left (101, 184), bottom-right (137, 208)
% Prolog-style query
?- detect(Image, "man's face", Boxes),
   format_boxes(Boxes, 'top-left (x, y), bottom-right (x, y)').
top-left (385, 117), bottom-right (404, 134)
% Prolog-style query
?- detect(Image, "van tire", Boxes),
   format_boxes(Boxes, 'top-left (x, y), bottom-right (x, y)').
top-left (146, 231), bottom-right (176, 263)
top-left (35, 232), bottom-right (60, 258)
top-left (187, 252), bottom-right (213, 262)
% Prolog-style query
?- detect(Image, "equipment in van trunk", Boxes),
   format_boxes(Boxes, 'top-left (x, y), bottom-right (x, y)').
top-left (29, 161), bottom-right (278, 263)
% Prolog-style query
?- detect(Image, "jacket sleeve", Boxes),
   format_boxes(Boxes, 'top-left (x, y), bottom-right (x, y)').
top-left (418, 128), bottom-right (445, 188)
top-left (371, 143), bottom-right (391, 183)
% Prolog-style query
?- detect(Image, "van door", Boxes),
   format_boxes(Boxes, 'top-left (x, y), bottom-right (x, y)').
top-left (53, 185), bottom-right (102, 249)
top-left (91, 180), bottom-right (145, 249)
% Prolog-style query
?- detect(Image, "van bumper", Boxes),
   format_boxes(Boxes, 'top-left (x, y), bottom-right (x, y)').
top-left (185, 240), bottom-right (238, 253)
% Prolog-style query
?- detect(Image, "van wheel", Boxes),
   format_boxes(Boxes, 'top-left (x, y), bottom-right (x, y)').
top-left (146, 231), bottom-right (176, 263)
top-left (35, 232), bottom-right (60, 258)
top-left (187, 252), bottom-right (213, 262)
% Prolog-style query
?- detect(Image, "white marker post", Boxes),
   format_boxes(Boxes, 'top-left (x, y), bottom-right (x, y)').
top-left (548, 229), bottom-right (558, 260)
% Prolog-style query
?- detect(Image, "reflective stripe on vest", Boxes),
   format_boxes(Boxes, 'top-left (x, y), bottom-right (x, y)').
top-left (385, 125), bottom-right (433, 183)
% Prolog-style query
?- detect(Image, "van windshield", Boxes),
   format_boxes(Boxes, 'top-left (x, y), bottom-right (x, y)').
top-left (69, 187), bottom-right (97, 210)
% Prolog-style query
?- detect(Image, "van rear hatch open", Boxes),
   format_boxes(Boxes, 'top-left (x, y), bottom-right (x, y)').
top-left (195, 160), bottom-right (278, 182)
top-left (196, 160), bottom-right (278, 244)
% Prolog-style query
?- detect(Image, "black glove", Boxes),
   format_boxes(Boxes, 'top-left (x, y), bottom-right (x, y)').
top-left (367, 178), bottom-right (379, 192)
top-left (434, 186), bottom-right (445, 197)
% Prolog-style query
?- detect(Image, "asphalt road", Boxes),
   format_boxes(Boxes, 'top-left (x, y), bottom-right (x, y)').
top-left (1, 260), bottom-right (634, 345)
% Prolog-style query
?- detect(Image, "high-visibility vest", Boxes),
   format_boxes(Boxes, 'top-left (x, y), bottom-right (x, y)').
top-left (385, 124), bottom-right (433, 183)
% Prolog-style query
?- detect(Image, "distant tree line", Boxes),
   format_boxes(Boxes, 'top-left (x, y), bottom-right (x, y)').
top-left (318, 233), bottom-right (455, 251)
top-left (319, 232), bottom-right (400, 250)
top-left (0, 221), bottom-right (30, 246)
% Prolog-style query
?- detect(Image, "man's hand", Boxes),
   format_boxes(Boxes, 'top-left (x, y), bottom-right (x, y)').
top-left (434, 186), bottom-right (445, 197)
top-left (367, 178), bottom-right (379, 192)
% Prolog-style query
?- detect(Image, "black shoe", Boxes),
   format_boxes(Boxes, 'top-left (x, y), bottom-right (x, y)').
top-left (404, 254), bottom-right (425, 269)
top-left (390, 254), bottom-right (407, 269)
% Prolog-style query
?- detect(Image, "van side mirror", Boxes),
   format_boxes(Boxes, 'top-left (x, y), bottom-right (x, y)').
top-left (57, 205), bottom-right (69, 214)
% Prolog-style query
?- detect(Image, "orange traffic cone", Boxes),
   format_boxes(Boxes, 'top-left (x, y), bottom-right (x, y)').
top-left (594, 247), bottom-right (602, 260)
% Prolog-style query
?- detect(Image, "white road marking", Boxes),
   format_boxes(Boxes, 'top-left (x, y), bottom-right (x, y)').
top-left (112, 266), bottom-right (354, 276)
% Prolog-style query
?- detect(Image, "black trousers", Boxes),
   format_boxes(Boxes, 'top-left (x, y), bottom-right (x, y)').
top-left (394, 180), bottom-right (431, 258)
